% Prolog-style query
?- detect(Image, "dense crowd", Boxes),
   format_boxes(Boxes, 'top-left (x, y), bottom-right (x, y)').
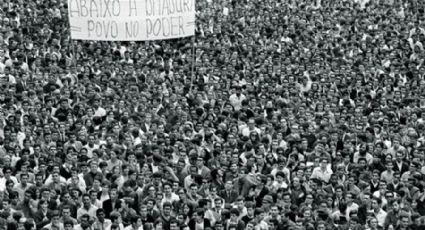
top-left (0, 0), bottom-right (425, 229)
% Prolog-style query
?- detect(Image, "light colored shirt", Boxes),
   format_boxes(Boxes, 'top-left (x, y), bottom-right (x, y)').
top-left (161, 193), bottom-right (180, 207)
top-left (13, 182), bottom-right (33, 200)
top-left (229, 94), bottom-right (246, 111)
top-left (310, 167), bottom-right (333, 183)
top-left (380, 170), bottom-right (394, 184)
top-left (374, 208), bottom-right (387, 227)
top-left (92, 219), bottom-right (112, 230)
top-left (346, 202), bottom-right (359, 220)
top-left (77, 205), bottom-right (98, 220)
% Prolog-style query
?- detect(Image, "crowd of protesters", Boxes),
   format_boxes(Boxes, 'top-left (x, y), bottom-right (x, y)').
top-left (0, 0), bottom-right (425, 229)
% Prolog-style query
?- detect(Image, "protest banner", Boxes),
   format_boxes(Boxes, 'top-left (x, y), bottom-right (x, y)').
top-left (68, 0), bottom-right (196, 41)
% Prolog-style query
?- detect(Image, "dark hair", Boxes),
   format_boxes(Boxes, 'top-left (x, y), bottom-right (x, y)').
top-left (130, 215), bottom-right (141, 224)
top-left (163, 201), bottom-right (172, 209)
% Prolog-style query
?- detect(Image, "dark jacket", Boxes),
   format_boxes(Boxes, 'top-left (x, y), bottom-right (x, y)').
top-left (33, 210), bottom-right (52, 229)
top-left (102, 199), bottom-right (121, 219)
top-left (219, 190), bottom-right (239, 204)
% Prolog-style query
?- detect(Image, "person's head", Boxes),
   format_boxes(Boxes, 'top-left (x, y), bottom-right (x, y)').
top-left (320, 157), bottom-right (328, 169)
top-left (194, 208), bottom-right (204, 223)
top-left (230, 208), bottom-right (240, 222)
top-left (40, 188), bottom-right (50, 199)
top-left (162, 202), bottom-right (172, 216)
top-left (52, 172), bottom-right (60, 183)
top-left (62, 205), bottom-right (72, 218)
top-left (82, 194), bottom-right (91, 207)
top-left (64, 219), bottom-right (74, 230)
top-left (358, 158), bottom-right (367, 169)
top-left (368, 217), bottom-right (378, 229)
top-left (396, 151), bottom-right (404, 161)
top-left (270, 205), bottom-right (279, 217)
top-left (196, 157), bottom-right (204, 167)
top-left (90, 161), bottom-right (98, 173)
top-left (225, 180), bottom-right (233, 190)
top-left (316, 220), bottom-right (326, 230)
top-left (400, 215), bottom-right (410, 228)
top-left (390, 199), bottom-right (401, 212)
top-left (96, 208), bottom-right (106, 221)
top-left (110, 212), bottom-right (121, 224)
top-left (190, 183), bottom-right (198, 194)
top-left (20, 173), bottom-right (29, 185)
top-left (154, 219), bottom-right (163, 230)
top-left (345, 193), bottom-right (354, 203)
top-left (379, 180), bottom-right (387, 190)
top-left (163, 182), bottom-right (172, 195)
top-left (51, 211), bottom-right (60, 226)
top-left (130, 215), bottom-right (142, 228)
top-left (371, 197), bottom-right (381, 210)
top-left (385, 161), bottom-right (393, 170)
top-left (80, 214), bottom-right (90, 227)
top-left (110, 187), bottom-right (118, 199)
top-left (170, 219), bottom-right (179, 230)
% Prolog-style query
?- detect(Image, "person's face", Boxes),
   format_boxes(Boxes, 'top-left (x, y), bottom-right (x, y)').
top-left (170, 223), bottom-right (179, 230)
top-left (83, 196), bottom-right (91, 206)
top-left (62, 208), bottom-right (71, 218)
top-left (270, 206), bottom-right (279, 216)
top-left (371, 199), bottom-right (379, 209)
top-left (401, 217), bottom-right (409, 227)
top-left (379, 182), bottom-right (387, 190)
top-left (21, 175), bottom-right (28, 184)
top-left (164, 185), bottom-right (172, 195)
top-left (155, 222), bottom-right (163, 230)
top-left (52, 173), bottom-right (60, 182)
top-left (97, 211), bottom-right (105, 221)
top-left (335, 187), bottom-right (343, 197)
top-left (320, 160), bottom-right (327, 168)
top-left (409, 163), bottom-right (417, 172)
top-left (90, 163), bottom-right (98, 172)
top-left (163, 206), bottom-right (171, 216)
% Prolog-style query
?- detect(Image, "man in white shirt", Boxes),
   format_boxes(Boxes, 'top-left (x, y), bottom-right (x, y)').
top-left (345, 193), bottom-right (359, 221)
top-left (93, 98), bottom-right (106, 117)
top-left (310, 157), bottom-right (333, 183)
top-left (229, 86), bottom-right (246, 111)
top-left (161, 182), bottom-right (180, 207)
top-left (77, 194), bottom-right (98, 221)
top-left (371, 197), bottom-right (387, 227)
top-left (241, 118), bottom-right (261, 137)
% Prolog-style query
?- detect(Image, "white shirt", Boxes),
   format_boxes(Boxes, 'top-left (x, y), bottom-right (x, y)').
top-left (161, 193), bottom-right (180, 206)
top-left (77, 205), bottom-right (98, 220)
top-left (229, 93), bottom-right (246, 111)
top-left (241, 127), bottom-right (261, 137)
top-left (374, 208), bottom-right (387, 227)
top-left (94, 107), bottom-right (107, 117)
top-left (0, 176), bottom-right (18, 192)
top-left (84, 144), bottom-right (100, 158)
top-left (310, 167), bottom-right (333, 183)
top-left (44, 175), bottom-right (67, 186)
top-left (346, 202), bottom-right (359, 220)
top-left (67, 177), bottom-right (87, 193)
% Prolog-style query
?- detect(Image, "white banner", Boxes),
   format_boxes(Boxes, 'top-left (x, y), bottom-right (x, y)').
top-left (68, 0), bottom-right (196, 41)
